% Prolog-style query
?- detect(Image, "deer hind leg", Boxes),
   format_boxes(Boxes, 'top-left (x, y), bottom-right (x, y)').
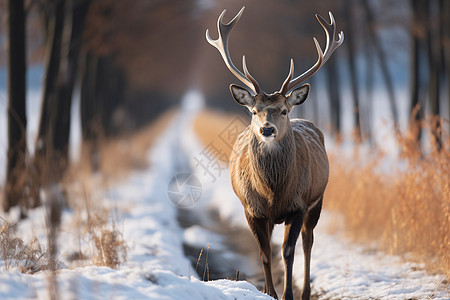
top-left (246, 214), bottom-right (277, 299)
top-left (282, 211), bottom-right (304, 300)
top-left (301, 196), bottom-right (323, 300)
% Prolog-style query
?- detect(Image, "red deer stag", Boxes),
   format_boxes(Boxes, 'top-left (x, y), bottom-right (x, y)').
top-left (206, 7), bottom-right (343, 300)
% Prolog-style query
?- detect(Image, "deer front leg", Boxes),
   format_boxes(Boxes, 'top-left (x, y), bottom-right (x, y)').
top-left (246, 214), bottom-right (277, 299)
top-left (282, 211), bottom-right (304, 300)
top-left (301, 227), bottom-right (313, 300)
top-left (301, 197), bottom-right (323, 300)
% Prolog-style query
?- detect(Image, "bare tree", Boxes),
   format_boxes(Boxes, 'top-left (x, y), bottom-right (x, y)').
top-left (344, 0), bottom-right (362, 142)
top-left (362, 26), bottom-right (374, 142)
top-left (325, 58), bottom-right (342, 139)
top-left (409, 0), bottom-right (447, 150)
top-left (445, 1), bottom-right (450, 125)
top-left (409, 0), bottom-right (426, 148)
top-left (426, 0), bottom-right (442, 150)
top-left (34, 0), bottom-right (90, 186)
top-left (52, 0), bottom-right (91, 170)
top-left (362, 0), bottom-right (399, 129)
top-left (79, 51), bottom-right (99, 171)
top-left (4, 0), bottom-right (27, 212)
top-left (34, 0), bottom-right (66, 186)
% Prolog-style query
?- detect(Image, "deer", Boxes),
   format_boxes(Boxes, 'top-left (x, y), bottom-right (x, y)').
top-left (206, 7), bottom-right (343, 300)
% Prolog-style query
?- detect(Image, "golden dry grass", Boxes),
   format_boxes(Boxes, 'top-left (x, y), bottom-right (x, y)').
top-left (325, 121), bottom-right (450, 277)
top-left (194, 109), bottom-right (450, 278)
top-left (87, 212), bottom-right (127, 269)
top-left (193, 109), bottom-right (249, 162)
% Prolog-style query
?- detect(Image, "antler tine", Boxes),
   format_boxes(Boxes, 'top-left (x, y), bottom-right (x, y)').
top-left (279, 12), bottom-right (343, 95)
top-left (206, 7), bottom-right (261, 95)
top-left (316, 12), bottom-right (344, 64)
top-left (279, 38), bottom-right (324, 95)
top-left (279, 59), bottom-right (294, 95)
top-left (242, 55), bottom-right (261, 93)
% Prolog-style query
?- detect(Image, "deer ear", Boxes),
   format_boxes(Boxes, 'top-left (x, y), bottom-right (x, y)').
top-left (230, 84), bottom-right (254, 107)
top-left (287, 84), bottom-right (310, 107)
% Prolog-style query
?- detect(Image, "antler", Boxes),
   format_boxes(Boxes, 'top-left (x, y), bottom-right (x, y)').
top-left (279, 12), bottom-right (344, 95)
top-left (206, 7), bottom-right (261, 95)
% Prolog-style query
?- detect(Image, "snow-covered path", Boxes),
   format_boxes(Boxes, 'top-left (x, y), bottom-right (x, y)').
top-left (0, 92), bottom-right (449, 299)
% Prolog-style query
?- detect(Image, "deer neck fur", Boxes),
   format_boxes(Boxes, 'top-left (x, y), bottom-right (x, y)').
top-left (248, 123), bottom-right (297, 203)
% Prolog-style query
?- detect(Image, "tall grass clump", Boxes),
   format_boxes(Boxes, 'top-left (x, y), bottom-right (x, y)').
top-left (0, 217), bottom-right (53, 273)
top-left (88, 213), bottom-right (127, 269)
top-left (69, 183), bottom-right (128, 269)
top-left (325, 118), bottom-right (449, 277)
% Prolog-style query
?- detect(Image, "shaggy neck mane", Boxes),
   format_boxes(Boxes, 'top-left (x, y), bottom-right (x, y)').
top-left (250, 127), bottom-right (296, 192)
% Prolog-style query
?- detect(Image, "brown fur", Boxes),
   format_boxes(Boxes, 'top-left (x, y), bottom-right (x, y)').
top-left (230, 119), bottom-right (328, 222)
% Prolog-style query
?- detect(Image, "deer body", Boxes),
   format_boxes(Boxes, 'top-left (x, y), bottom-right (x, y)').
top-left (231, 118), bottom-right (328, 223)
top-left (206, 7), bottom-right (343, 300)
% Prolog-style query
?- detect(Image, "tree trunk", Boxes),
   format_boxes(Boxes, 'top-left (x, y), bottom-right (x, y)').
top-left (4, 0), bottom-right (27, 211)
top-left (95, 56), bottom-right (126, 137)
top-left (35, 0), bottom-right (90, 184)
top-left (80, 52), bottom-right (97, 142)
top-left (445, 0), bottom-right (450, 125)
top-left (326, 57), bottom-right (342, 141)
top-left (80, 51), bottom-right (101, 171)
top-left (409, 0), bottom-right (426, 148)
top-left (344, 0), bottom-right (362, 142)
top-left (445, 0), bottom-right (450, 127)
top-left (52, 0), bottom-right (91, 172)
top-left (362, 0), bottom-right (399, 128)
top-left (363, 29), bottom-right (374, 143)
top-left (34, 0), bottom-right (66, 185)
top-left (427, 0), bottom-right (442, 150)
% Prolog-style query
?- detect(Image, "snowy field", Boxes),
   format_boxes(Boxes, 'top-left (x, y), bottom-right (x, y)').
top-left (0, 90), bottom-right (448, 299)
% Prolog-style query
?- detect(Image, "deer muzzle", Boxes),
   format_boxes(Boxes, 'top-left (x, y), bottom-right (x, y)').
top-left (260, 126), bottom-right (275, 137)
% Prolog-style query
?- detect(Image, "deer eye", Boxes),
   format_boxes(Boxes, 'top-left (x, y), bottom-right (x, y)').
top-left (282, 109), bottom-right (287, 115)
top-left (252, 110), bottom-right (257, 115)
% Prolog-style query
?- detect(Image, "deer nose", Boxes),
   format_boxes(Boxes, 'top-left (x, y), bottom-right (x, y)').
top-left (260, 126), bottom-right (274, 137)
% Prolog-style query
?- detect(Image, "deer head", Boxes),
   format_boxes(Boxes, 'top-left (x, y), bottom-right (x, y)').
top-left (206, 7), bottom-right (344, 143)
top-left (229, 84), bottom-right (310, 143)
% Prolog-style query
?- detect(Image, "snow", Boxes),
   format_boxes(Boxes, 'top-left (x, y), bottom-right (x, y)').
top-left (0, 86), bottom-right (448, 299)
top-left (183, 225), bottom-right (226, 250)
top-left (285, 213), bottom-right (448, 299)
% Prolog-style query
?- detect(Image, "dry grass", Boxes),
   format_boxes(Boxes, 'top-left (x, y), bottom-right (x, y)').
top-left (194, 109), bottom-right (450, 278)
top-left (59, 177), bottom-right (129, 269)
top-left (87, 212), bottom-right (127, 269)
top-left (193, 109), bottom-right (249, 161)
top-left (325, 119), bottom-right (450, 277)
top-left (0, 217), bottom-right (53, 273)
